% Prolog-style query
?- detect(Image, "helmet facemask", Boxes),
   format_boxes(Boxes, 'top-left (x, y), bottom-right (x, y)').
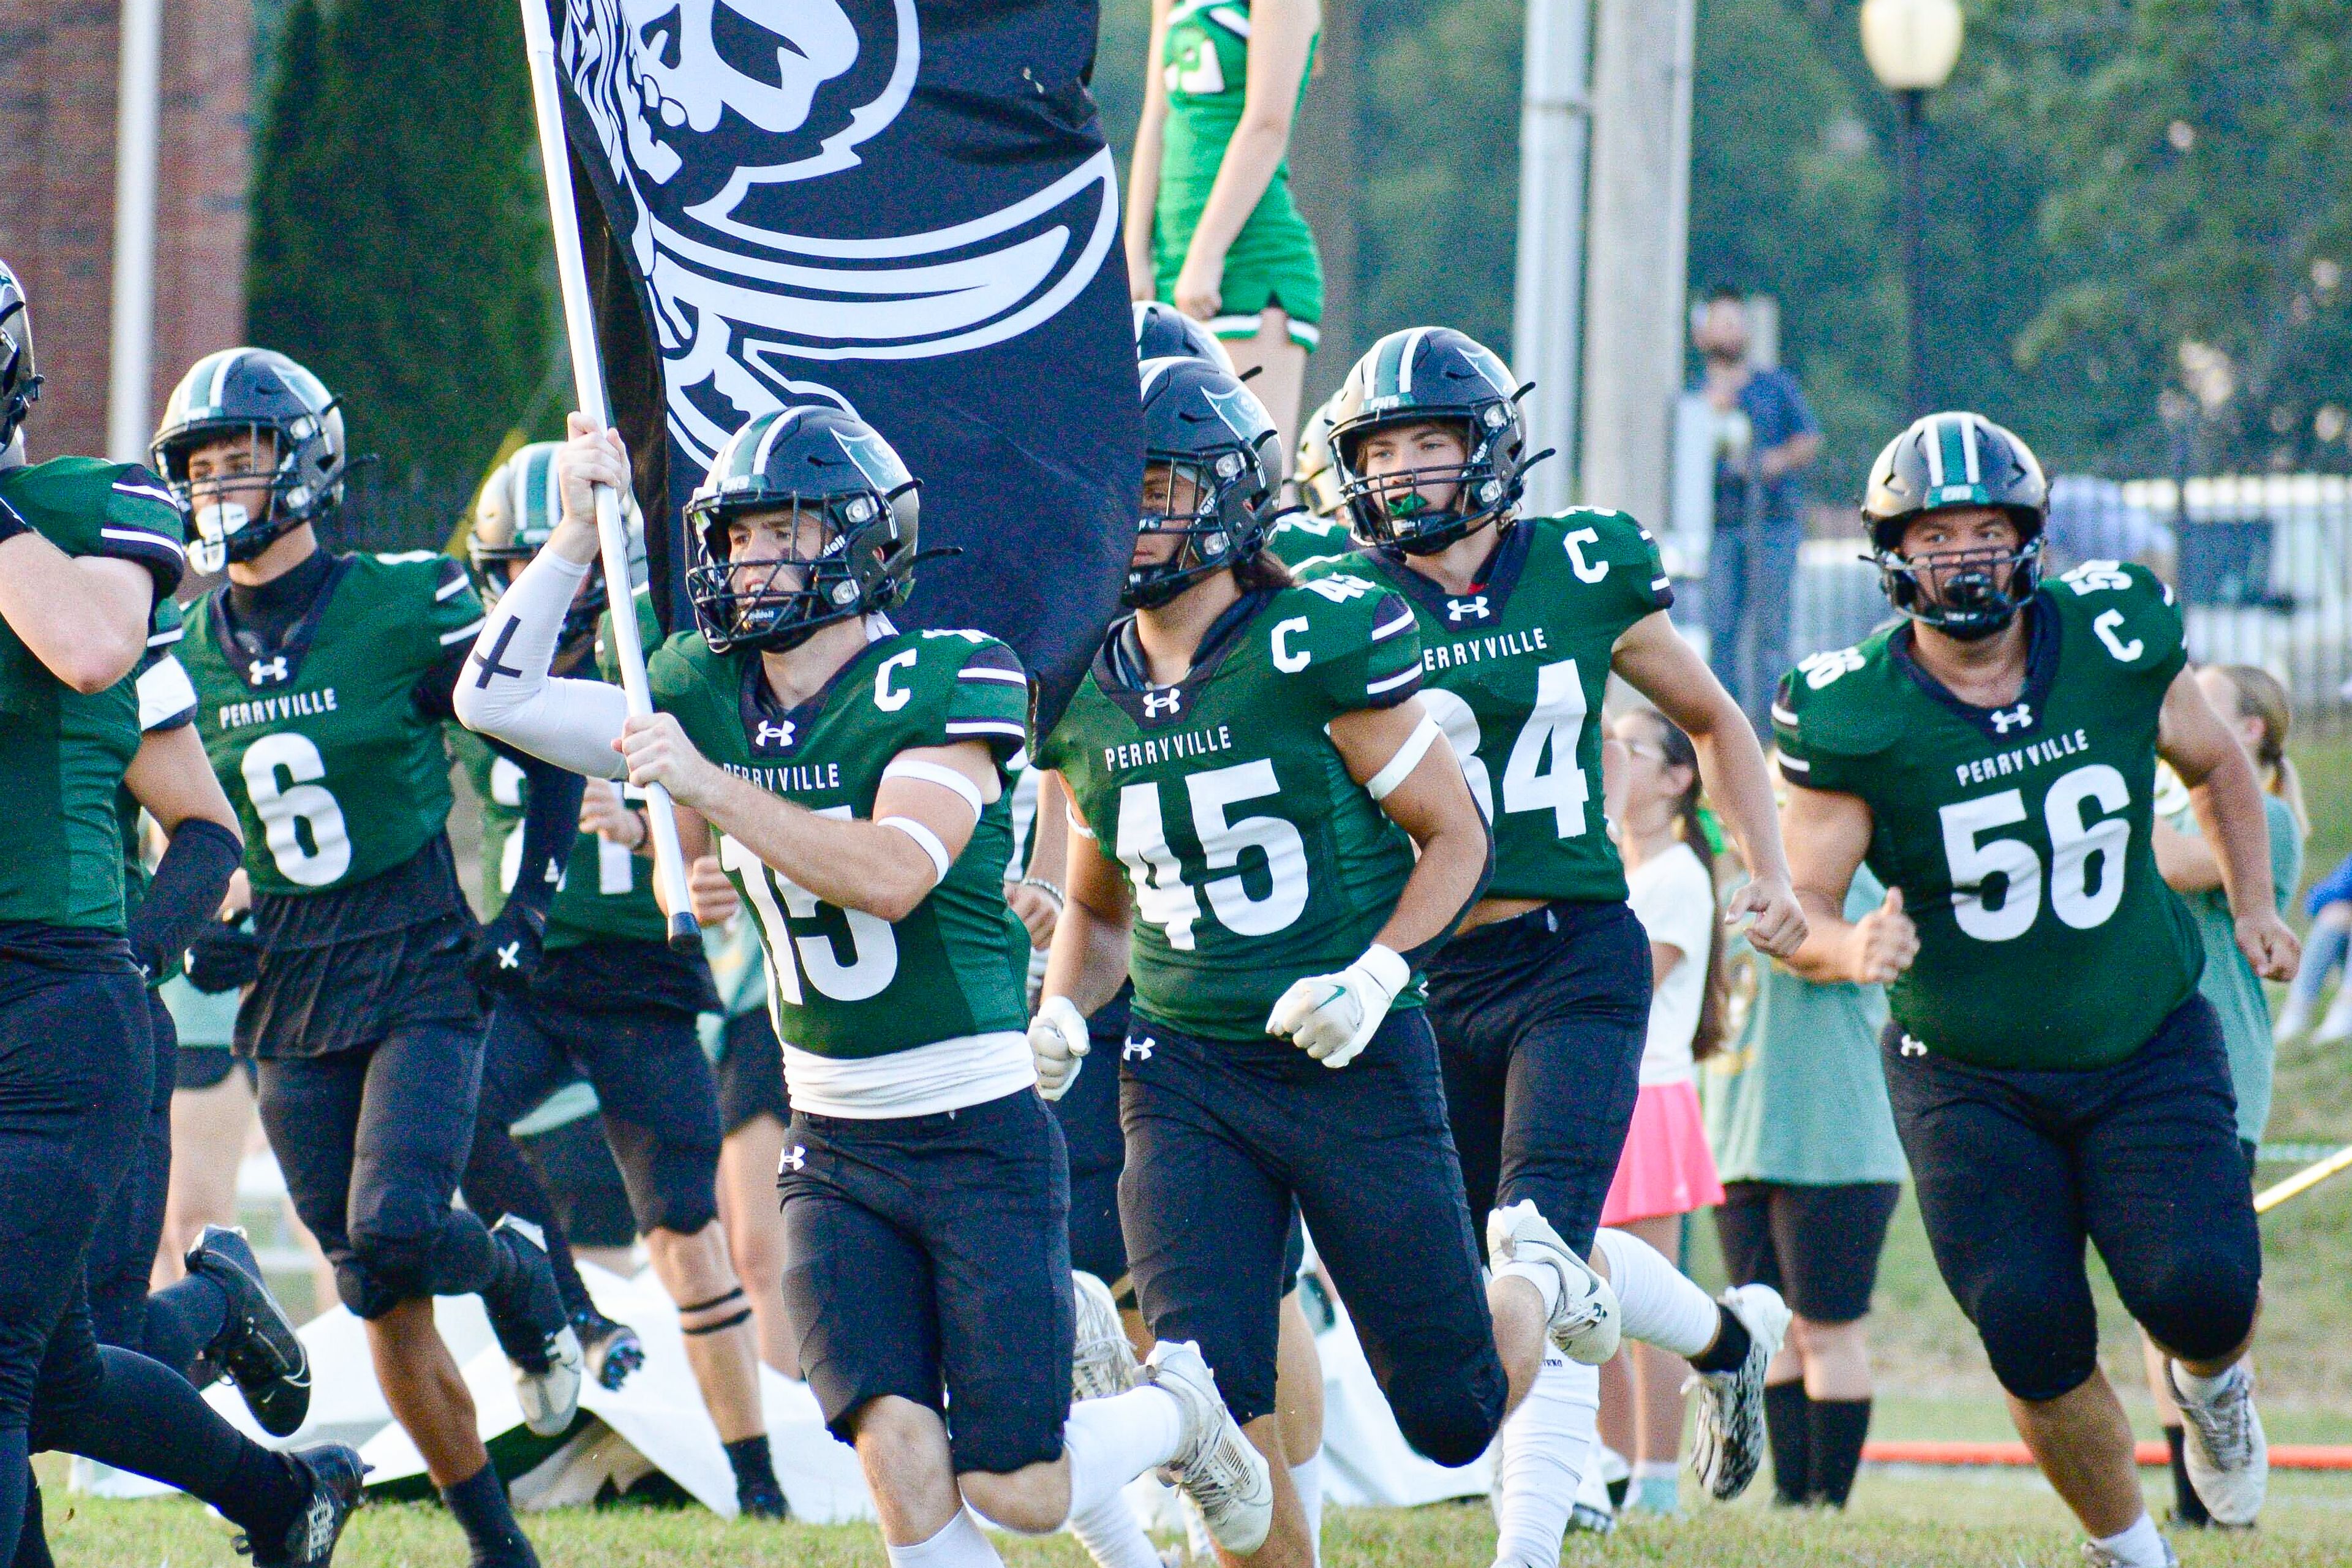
top-left (1876, 513), bottom-right (2043, 641)
top-left (1335, 406), bottom-right (1517, 555)
top-left (158, 418), bottom-right (337, 575)
top-left (688, 487), bottom-right (907, 654)
top-left (1124, 448), bottom-right (1269, 609)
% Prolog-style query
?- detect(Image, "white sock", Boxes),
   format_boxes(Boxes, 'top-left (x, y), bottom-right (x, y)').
top-left (1291, 1452), bottom-right (1324, 1566)
top-left (1064, 1385), bottom-right (1186, 1517)
top-left (888, 1507), bottom-right (1005, 1567)
top-left (1591, 1229), bottom-right (1719, 1358)
top-left (2092, 1512), bottom-right (2169, 1568)
top-left (1495, 1259), bottom-right (1564, 1322)
top-left (2170, 1360), bottom-right (2242, 1405)
top-left (1492, 1352), bottom-right (1597, 1568)
top-left (1066, 1491), bottom-right (1162, 1568)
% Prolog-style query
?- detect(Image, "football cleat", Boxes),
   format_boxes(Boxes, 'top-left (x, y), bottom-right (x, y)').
top-left (1487, 1200), bottom-right (1620, 1364)
top-left (186, 1225), bottom-right (312, 1438)
top-left (1071, 1270), bottom-right (1138, 1401)
top-left (1144, 1340), bottom-right (1274, 1556)
top-left (572, 1306), bottom-right (644, 1393)
top-left (1687, 1284), bottom-right (1793, 1502)
top-left (238, 1443), bottom-right (366, 1567)
top-left (2170, 1361), bottom-right (2267, 1527)
top-left (482, 1217), bottom-right (582, 1437)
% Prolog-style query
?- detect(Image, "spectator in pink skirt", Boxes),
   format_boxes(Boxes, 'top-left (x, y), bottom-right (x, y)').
top-left (1598, 706), bottom-right (1730, 1513)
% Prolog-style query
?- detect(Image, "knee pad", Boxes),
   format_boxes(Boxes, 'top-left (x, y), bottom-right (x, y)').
top-left (2136, 1262), bottom-right (2260, 1366)
top-left (345, 1209), bottom-right (495, 1321)
top-left (1388, 1361), bottom-right (1507, 1469)
top-left (1973, 1283), bottom-right (2099, 1404)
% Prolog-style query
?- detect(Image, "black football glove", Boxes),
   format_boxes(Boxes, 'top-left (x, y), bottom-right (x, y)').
top-left (184, 921), bottom-right (263, 994)
top-left (467, 902), bottom-right (546, 998)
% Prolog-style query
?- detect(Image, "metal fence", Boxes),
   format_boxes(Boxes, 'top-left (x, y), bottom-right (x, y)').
top-left (1681, 473), bottom-right (2352, 736)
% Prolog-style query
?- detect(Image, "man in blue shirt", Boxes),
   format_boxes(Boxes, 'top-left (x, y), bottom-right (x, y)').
top-left (1695, 287), bottom-right (1821, 730)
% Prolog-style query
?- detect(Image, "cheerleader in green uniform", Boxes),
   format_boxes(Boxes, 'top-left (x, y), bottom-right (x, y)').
top-left (1126, 0), bottom-right (1324, 464)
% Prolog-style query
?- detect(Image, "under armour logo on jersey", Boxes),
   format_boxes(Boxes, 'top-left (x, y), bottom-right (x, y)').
top-left (1900, 1035), bottom-right (1927, 1057)
top-left (753, 718), bottom-right (796, 750)
top-left (1142, 689), bottom-right (1182, 718)
top-left (781, 1145), bottom-right (807, 1173)
top-left (247, 655), bottom-right (289, 685)
top-left (1990, 703), bottom-right (2034, 734)
top-left (1446, 595), bottom-right (1491, 623)
top-left (494, 941), bottom-right (523, 971)
top-left (1125, 1036), bottom-right (1156, 1061)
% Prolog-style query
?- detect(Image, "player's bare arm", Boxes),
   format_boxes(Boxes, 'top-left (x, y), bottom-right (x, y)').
top-left (1781, 781), bottom-right (1917, 986)
top-left (0, 540), bottom-right (153, 693)
top-left (1611, 608), bottom-right (1807, 958)
top-left (2155, 664), bottom-right (2299, 980)
top-left (1329, 695), bottom-right (1490, 957)
top-left (622, 714), bottom-right (995, 925)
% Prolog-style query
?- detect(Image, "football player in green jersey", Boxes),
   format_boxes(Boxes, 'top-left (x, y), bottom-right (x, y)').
top-left (1259, 396), bottom-right (1350, 568)
top-left (0, 262), bottom-right (363, 1567)
top-left (1309, 327), bottom-right (1808, 1548)
top-left (1127, 0), bottom-right (1324, 459)
top-left (1035, 356), bottom-right (1599, 1568)
top-left (452, 441), bottom-right (788, 1518)
top-left (459, 404), bottom-right (1278, 1567)
top-left (158, 347), bottom-right (578, 1568)
top-left (1774, 412), bottom-right (2297, 1566)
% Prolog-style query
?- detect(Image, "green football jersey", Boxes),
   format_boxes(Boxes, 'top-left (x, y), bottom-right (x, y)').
top-left (1774, 560), bottom-right (2203, 1071)
top-left (1036, 579), bottom-right (1427, 1042)
top-left (1262, 515), bottom-right (1352, 569)
top-left (181, 552), bottom-right (486, 897)
top-left (453, 587), bottom-right (667, 949)
top-left (649, 623), bottom-right (1032, 1059)
top-left (1301, 511), bottom-right (1672, 905)
top-left (0, 458), bottom-right (186, 930)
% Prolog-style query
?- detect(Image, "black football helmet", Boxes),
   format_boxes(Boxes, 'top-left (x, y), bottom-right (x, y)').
top-left (1126, 356), bottom-right (1280, 609)
top-left (1133, 301), bottom-right (1236, 372)
top-left (469, 440), bottom-right (643, 648)
top-left (151, 349), bottom-right (346, 574)
top-left (1, 260), bottom-right (39, 454)
top-left (684, 406), bottom-right (920, 654)
top-left (1294, 396), bottom-right (1344, 519)
top-left (1864, 411), bottom-right (2049, 640)
top-left (1327, 326), bottom-right (1529, 554)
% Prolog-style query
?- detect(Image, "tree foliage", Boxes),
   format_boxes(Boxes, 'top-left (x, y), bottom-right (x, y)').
top-left (247, 0), bottom-right (556, 539)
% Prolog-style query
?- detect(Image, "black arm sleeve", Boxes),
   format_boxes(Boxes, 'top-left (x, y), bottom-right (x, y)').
top-left (125, 818), bottom-right (243, 981)
top-left (500, 743), bottom-right (586, 925)
top-left (412, 641), bottom-right (473, 723)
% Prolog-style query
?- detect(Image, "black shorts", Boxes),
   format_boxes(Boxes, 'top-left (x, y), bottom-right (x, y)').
top-left (1714, 1182), bottom-right (1901, 1325)
top-left (175, 1045), bottom-right (256, 1092)
top-left (515, 1111), bottom-right (641, 1251)
top-left (1119, 1008), bottom-right (1505, 1466)
top-left (476, 992), bottom-right (722, 1237)
top-left (780, 1088), bottom-right (1072, 1476)
top-left (257, 1022), bottom-right (497, 1320)
top-left (0, 963), bottom-right (151, 1427)
top-left (1884, 995), bottom-right (2261, 1402)
top-left (1424, 900), bottom-right (1651, 1256)
top-left (1052, 990), bottom-right (1136, 1292)
top-left (715, 1009), bottom-right (790, 1136)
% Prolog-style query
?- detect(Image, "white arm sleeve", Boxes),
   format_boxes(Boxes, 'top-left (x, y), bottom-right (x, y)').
top-left (450, 550), bottom-right (631, 780)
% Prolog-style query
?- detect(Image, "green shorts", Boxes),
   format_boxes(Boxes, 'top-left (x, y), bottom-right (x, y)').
top-left (1155, 176), bottom-right (1324, 350)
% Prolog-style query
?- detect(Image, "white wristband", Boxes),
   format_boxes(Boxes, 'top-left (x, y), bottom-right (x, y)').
top-left (1366, 715), bottom-right (1443, 802)
top-left (881, 756), bottom-right (984, 818)
top-left (1356, 944), bottom-right (1411, 1001)
top-left (880, 816), bottom-right (953, 884)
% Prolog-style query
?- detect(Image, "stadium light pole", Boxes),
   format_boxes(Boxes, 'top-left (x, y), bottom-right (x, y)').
top-left (1860, 0), bottom-right (1963, 421)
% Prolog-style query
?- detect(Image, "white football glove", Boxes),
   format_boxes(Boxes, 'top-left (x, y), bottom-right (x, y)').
top-left (1264, 945), bottom-right (1411, 1068)
top-left (1028, 995), bottom-right (1091, 1101)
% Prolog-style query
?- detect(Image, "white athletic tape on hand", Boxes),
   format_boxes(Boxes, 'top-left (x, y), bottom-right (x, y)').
top-left (880, 816), bottom-right (953, 884)
top-left (881, 756), bottom-right (985, 817)
top-left (1365, 715), bottom-right (1443, 802)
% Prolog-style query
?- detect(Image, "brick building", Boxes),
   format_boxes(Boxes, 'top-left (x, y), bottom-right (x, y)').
top-left (0, 0), bottom-right (255, 463)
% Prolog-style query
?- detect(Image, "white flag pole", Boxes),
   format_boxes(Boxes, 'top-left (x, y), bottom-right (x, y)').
top-left (517, 0), bottom-right (699, 952)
